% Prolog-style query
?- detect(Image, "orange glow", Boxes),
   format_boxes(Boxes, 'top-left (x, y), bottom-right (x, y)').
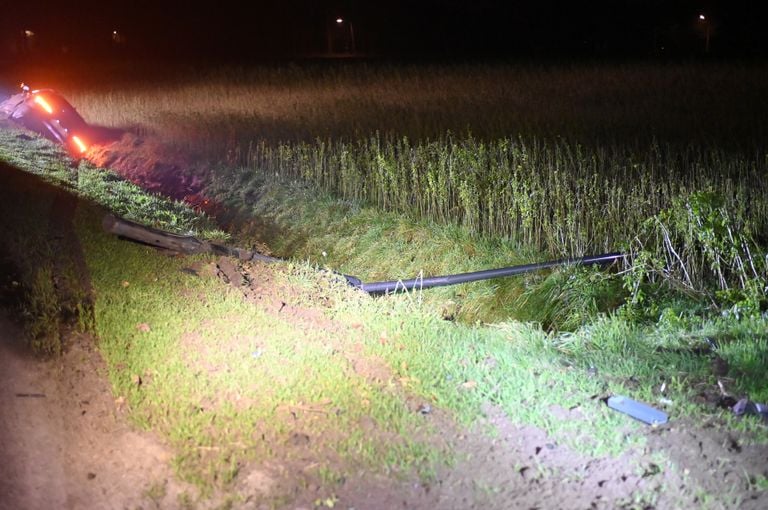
top-left (33, 95), bottom-right (54, 114)
top-left (71, 135), bottom-right (88, 154)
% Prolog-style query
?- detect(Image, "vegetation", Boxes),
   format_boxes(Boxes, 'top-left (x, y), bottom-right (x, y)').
top-left (49, 61), bottom-right (768, 311)
top-left (243, 135), bottom-right (768, 259)
top-left (28, 61), bottom-right (768, 147)
top-left (0, 127), bottom-right (224, 238)
top-left (0, 127), bottom-right (223, 352)
top-left (1, 60), bottom-right (767, 506)
top-left (2, 145), bottom-right (766, 508)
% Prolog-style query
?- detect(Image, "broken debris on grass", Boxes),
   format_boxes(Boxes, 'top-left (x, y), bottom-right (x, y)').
top-left (733, 398), bottom-right (768, 424)
top-left (606, 395), bottom-right (669, 425)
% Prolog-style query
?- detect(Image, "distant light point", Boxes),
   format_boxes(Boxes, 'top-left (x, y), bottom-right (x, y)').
top-left (699, 14), bottom-right (706, 21)
top-left (336, 18), bottom-right (344, 24)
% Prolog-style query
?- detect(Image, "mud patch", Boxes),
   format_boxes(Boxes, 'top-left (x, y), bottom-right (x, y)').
top-left (349, 353), bottom-right (394, 386)
top-left (0, 314), bottom-right (200, 509)
top-left (647, 420), bottom-right (768, 509)
top-left (354, 402), bottom-right (661, 510)
top-left (211, 256), bottom-right (347, 335)
top-left (321, 400), bottom-right (767, 510)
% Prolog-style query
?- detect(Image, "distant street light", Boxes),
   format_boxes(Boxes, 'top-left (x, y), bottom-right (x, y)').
top-left (20, 29), bottom-right (36, 55)
top-left (698, 13), bottom-right (710, 53)
top-left (335, 17), bottom-right (356, 54)
top-left (112, 29), bottom-right (126, 45)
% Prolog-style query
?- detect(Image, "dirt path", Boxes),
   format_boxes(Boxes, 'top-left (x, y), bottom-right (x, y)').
top-left (0, 313), bottom-right (191, 510)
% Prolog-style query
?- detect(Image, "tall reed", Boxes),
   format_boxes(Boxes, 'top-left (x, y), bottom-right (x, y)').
top-left (51, 62), bottom-right (768, 258)
top-left (244, 134), bottom-right (768, 257)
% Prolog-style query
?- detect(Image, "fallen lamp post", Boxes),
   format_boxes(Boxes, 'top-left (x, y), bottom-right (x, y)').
top-left (103, 214), bottom-right (625, 294)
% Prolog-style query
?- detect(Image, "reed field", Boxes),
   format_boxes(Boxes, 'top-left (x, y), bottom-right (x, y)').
top-left (17, 60), bottom-right (768, 306)
top-left (41, 61), bottom-right (768, 147)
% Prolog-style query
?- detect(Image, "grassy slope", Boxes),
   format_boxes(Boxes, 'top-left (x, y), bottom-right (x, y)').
top-left (2, 128), bottom-right (767, 508)
top-left (210, 159), bottom-right (768, 412)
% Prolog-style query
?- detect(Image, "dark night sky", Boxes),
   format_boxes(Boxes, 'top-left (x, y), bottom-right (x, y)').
top-left (2, 1), bottom-right (768, 59)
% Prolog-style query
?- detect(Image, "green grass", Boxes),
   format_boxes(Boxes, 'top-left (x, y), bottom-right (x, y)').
top-left (207, 168), bottom-right (611, 326)
top-left (80, 225), bottom-right (456, 490)
top-left (0, 126), bottom-right (224, 239)
top-left (2, 175), bottom-right (446, 493)
top-left (752, 475), bottom-right (768, 492)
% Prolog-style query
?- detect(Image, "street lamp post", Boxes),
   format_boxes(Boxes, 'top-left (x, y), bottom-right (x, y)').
top-left (336, 18), bottom-right (356, 54)
top-left (698, 14), bottom-right (710, 53)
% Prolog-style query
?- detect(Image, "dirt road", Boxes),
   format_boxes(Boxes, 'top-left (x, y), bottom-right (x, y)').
top-left (0, 313), bottom-right (189, 510)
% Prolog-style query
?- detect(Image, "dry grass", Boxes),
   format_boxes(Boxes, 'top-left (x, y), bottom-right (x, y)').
top-left (48, 61), bottom-right (768, 147)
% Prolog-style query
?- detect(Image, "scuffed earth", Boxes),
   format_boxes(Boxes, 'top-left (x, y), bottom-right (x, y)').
top-left (87, 132), bottom-right (207, 203)
top-left (0, 315), bottom-right (197, 510)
